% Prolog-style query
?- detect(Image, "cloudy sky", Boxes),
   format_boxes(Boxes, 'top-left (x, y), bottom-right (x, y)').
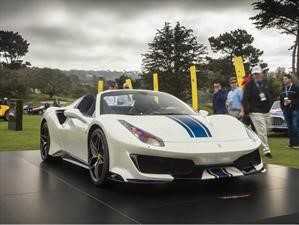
top-left (0, 0), bottom-right (295, 72)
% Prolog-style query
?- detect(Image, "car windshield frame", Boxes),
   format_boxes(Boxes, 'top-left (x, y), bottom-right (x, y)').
top-left (100, 90), bottom-right (196, 116)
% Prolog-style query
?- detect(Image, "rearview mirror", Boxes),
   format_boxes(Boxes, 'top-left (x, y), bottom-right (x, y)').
top-left (64, 108), bottom-right (87, 124)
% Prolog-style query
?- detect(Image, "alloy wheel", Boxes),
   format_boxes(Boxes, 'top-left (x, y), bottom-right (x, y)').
top-left (89, 129), bottom-right (109, 185)
top-left (40, 122), bottom-right (50, 161)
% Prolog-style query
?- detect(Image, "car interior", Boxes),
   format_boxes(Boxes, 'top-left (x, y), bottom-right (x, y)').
top-left (101, 94), bottom-right (161, 115)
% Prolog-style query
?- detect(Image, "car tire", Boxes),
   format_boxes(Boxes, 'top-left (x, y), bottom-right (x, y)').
top-left (88, 128), bottom-right (109, 186)
top-left (4, 110), bottom-right (9, 121)
top-left (40, 122), bottom-right (52, 161)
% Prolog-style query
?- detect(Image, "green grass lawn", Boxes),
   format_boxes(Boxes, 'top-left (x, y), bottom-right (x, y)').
top-left (264, 133), bottom-right (299, 169)
top-left (0, 115), bottom-right (41, 151)
top-left (0, 115), bottom-right (298, 169)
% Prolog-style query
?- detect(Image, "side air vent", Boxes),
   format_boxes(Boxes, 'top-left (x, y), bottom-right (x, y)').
top-left (56, 110), bottom-right (67, 124)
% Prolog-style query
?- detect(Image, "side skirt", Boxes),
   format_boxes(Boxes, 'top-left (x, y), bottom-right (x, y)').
top-left (51, 150), bottom-right (125, 182)
top-left (52, 150), bottom-right (89, 169)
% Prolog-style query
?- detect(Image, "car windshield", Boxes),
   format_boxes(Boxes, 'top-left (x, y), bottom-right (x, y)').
top-left (271, 101), bottom-right (281, 110)
top-left (100, 90), bottom-right (196, 115)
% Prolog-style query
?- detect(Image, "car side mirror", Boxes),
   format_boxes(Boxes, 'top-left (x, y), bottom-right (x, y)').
top-left (64, 108), bottom-right (87, 124)
top-left (198, 110), bottom-right (209, 117)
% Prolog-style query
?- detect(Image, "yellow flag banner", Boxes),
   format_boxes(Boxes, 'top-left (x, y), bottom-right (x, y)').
top-left (153, 73), bottom-right (159, 91)
top-left (234, 56), bottom-right (246, 89)
top-left (125, 79), bottom-right (133, 89)
top-left (190, 65), bottom-right (198, 112)
top-left (98, 80), bottom-right (104, 93)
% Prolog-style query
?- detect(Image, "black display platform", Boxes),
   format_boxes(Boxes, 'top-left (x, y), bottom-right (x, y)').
top-left (1, 150), bottom-right (299, 224)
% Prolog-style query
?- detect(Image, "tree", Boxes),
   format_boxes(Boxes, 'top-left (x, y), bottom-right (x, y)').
top-left (67, 74), bottom-right (92, 98)
top-left (250, 0), bottom-right (299, 78)
top-left (0, 68), bottom-right (30, 98)
top-left (263, 76), bottom-right (282, 100)
top-left (205, 57), bottom-right (234, 88)
top-left (115, 74), bottom-right (131, 88)
top-left (208, 29), bottom-right (267, 74)
top-left (142, 22), bottom-right (207, 101)
top-left (32, 68), bottom-right (72, 98)
top-left (115, 74), bottom-right (142, 89)
top-left (0, 31), bottom-right (30, 69)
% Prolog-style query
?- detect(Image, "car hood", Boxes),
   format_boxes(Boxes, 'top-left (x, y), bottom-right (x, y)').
top-left (100, 114), bottom-right (249, 143)
top-left (270, 109), bottom-right (283, 116)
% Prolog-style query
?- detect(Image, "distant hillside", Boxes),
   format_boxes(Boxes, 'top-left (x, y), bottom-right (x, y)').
top-left (62, 70), bottom-right (140, 85)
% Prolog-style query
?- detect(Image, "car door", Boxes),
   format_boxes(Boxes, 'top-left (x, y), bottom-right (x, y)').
top-left (61, 95), bottom-right (95, 162)
top-left (62, 116), bottom-right (92, 162)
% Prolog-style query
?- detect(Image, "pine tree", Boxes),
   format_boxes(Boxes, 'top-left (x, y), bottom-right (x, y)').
top-left (250, 0), bottom-right (299, 78)
top-left (142, 22), bottom-right (207, 101)
top-left (208, 29), bottom-right (267, 74)
top-left (0, 30), bottom-right (30, 69)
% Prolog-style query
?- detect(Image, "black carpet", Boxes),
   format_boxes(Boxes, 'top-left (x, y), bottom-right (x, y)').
top-left (0, 151), bottom-right (299, 223)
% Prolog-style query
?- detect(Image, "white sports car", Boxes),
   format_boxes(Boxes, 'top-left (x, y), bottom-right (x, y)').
top-left (40, 89), bottom-right (264, 186)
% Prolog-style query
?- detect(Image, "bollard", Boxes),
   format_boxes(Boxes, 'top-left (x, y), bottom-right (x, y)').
top-left (8, 100), bottom-right (23, 131)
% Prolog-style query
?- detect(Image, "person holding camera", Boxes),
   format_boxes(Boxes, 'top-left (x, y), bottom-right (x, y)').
top-left (280, 74), bottom-right (299, 149)
top-left (212, 82), bottom-right (227, 114)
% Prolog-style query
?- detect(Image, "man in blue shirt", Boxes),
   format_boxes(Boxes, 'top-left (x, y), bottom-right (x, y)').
top-left (279, 74), bottom-right (299, 149)
top-left (226, 77), bottom-right (243, 119)
top-left (212, 82), bottom-right (227, 114)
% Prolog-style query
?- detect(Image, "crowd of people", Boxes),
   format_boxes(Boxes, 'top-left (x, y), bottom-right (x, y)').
top-left (212, 65), bottom-right (299, 159)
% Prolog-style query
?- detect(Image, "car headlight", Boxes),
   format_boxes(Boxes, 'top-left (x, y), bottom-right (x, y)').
top-left (119, 120), bottom-right (165, 147)
top-left (245, 127), bottom-right (259, 142)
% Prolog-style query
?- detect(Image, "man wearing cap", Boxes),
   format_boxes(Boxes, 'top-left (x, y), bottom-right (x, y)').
top-left (226, 77), bottom-right (243, 119)
top-left (279, 74), bottom-right (299, 149)
top-left (240, 65), bottom-right (273, 158)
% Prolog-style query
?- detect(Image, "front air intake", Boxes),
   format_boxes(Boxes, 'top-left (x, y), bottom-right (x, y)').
top-left (130, 154), bottom-right (195, 175)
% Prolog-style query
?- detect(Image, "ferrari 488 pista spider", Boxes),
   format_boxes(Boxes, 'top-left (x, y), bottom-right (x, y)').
top-left (40, 89), bottom-right (264, 185)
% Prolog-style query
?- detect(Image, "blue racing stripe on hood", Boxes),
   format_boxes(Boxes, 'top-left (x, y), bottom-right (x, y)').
top-left (168, 115), bottom-right (212, 138)
top-left (168, 116), bottom-right (195, 137)
top-left (188, 116), bottom-right (212, 137)
top-left (176, 116), bottom-right (210, 137)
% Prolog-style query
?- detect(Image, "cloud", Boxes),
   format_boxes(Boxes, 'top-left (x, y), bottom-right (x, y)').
top-left (0, 0), bottom-right (293, 71)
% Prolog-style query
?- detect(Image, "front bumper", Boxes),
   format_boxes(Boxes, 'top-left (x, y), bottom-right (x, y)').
top-left (108, 136), bottom-right (263, 182)
top-left (128, 149), bottom-right (263, 181)
top-left (269, 116), bottom-right (287, 131)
